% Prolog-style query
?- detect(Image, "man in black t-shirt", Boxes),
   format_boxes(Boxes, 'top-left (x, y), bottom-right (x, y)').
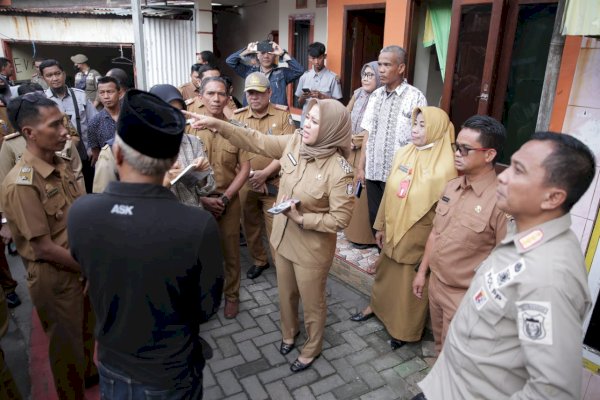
top-left (68, 89), bottom-right (224, 398)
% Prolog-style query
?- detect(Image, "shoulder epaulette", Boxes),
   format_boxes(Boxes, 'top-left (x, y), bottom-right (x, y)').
top-left (185, 98), bottom-right (195, 106)
top-left (4, 132), bottom-right (20, 141)
top-left (234, 106), bottom-right (249, 114)
top-left (337, 156), bottom-right (353, 174)
top-left (274, 104), bottom-right (289, 111)
top-left (16, 165), bottom-right (33, 185)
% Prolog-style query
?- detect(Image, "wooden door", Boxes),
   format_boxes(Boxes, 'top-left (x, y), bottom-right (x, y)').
top-left (441, 0), bottom-right (506, 132)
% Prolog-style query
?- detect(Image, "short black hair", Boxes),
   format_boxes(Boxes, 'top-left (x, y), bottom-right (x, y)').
top-left (198, 64), bottom-right (220, 80)
top-left (530, 131), bottom-right (596, 212)
top-left (462, 115), bottom-right (507, 164)
top-left (221, 74), bottom-right (233, 92)
top-left (39, 59), bottom-right (63, 76)
top-left (0, 57), bottom-right (11, 70)
top-left (7, 93), bottom-right (58, 131)
top-left (199, 76), bottom-right (227, 95)
top-left (17, 83), bottom-right (44, 95)
top-left (308, 42), bottom-right (326, 58)
top-left (191, 63), bottom-right (203, 74)
top-left (98, 76), bottom-right (121, 91)
top-left (199, 51), bottom-right (217, 67)
top-left (106, 68), bottom-right (129, 89)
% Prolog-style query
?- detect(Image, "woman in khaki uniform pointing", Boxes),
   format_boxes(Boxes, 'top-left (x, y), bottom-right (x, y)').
top-left (187, 99), bottom-right (354, 372)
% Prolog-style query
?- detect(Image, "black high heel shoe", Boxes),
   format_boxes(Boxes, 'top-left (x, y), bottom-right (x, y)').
top-left (279, 331), bottom-right (300, 355)
top-left (290, 354), bottom-right (321, 373)
top-left (388, 338), bottom-right (406, 350)
top-left (350, 311), bottom-right (374, 322)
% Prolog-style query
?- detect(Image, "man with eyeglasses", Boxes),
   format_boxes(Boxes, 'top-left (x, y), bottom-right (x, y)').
top-left (415, 131), bottom-right (594, 399)
top-left (1, 93), bottom-right (96, 399)
top-left (412, 115), bottom-right (508, 355)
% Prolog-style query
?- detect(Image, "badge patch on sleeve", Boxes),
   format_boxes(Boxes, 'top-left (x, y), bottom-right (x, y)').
top-left (516, 301), bottom-right (552, 345)
top-left (472, 287), bottom-right (488, 310)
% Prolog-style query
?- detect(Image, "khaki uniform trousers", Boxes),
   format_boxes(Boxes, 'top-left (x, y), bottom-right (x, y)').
top-left (0, 243), bottom-right (17, 294)
top-left (428, 272), bottom-right (466, 354)
top-left (0, 286), bottom-right (21, 399)
top-left (239, 185), bottom-right (276, 267)
top-left (275, 253), bottom-right (330, 358)
top-left (27, 261), bottom-right (96, 400)
top-left (216, 195), bottom-right (242, 302)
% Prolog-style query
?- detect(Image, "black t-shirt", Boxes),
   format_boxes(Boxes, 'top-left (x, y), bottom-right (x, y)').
top-left (68, 182), bottom-right (223, 388)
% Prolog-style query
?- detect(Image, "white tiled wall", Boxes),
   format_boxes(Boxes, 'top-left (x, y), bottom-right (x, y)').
top-left (565, 38), bottom-right (600, 253)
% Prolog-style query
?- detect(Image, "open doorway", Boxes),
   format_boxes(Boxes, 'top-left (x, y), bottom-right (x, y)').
top-left (287, 14), bottom-right (314, 114)
top-left (342, 7), bottom-right (385, 103)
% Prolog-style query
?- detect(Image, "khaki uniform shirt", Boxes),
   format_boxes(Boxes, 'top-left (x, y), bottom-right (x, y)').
top-left (419, 213), bottom-right (591, 400)
top-left (178, 82), bottom-right (199, 101)
top-left (92, 143), bottom-right (117, 193)
top-left (215, 120), bottom-right (354, 267)
top-left (191, 120), bottom-right (248, 194)
top-left (233, 103), bottom-right (294, 188)
top-left (429, 169), bottom-right (508, 288)
top-left (0, 133), bottom-right (84, 211)
top-left (186, 97), bottom-right (239, 118)
top-left (0, 150), bottom-right (84, 264)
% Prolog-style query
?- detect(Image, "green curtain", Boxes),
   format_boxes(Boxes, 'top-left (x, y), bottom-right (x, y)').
top-left (562, 0), bottom-right (600, 36)
top-left (423, 0), bottom-right (452, 81)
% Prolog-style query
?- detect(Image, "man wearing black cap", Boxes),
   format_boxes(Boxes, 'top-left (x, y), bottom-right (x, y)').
top-left (68, 89), bottom-right (224, 397)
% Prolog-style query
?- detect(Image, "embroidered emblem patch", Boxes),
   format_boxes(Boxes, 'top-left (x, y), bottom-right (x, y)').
top-left (472, 287), bottom-right (488, 310)
top-left (516, 301), bottom-right (553, 345)
top-left (485, 270), bottom-right (507, 308)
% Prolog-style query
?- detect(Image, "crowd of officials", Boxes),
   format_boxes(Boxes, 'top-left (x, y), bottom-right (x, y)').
top-left (0, 37), bottom-right (596, 400)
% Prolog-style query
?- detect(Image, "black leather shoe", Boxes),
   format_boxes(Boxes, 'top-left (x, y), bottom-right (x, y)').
top-left (410, 393), bottom-right (427, 400)
top-left (280, 331), bottom-right (300, 355)
top-left (290, 354), bottom-right (320, 373)
top-left (199, 336), bottom-right (213, 360)
top-left (388, 338), bottom-right (406, 350)
top-left (350, 311), bottom-right (374, 322)
top-left (5, 292), bottom-right (21, 308)
top-left (247, 263), bottom-right (270, 279)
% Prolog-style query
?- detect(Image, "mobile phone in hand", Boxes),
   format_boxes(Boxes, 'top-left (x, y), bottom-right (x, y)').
top-left (302, 88), bottom-right (311, 93)
top-left (354, 181), bottom-right (363, 198)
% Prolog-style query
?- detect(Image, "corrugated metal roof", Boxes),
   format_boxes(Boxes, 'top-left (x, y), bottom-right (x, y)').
top-left (0, 6), bottom-right (193, 18)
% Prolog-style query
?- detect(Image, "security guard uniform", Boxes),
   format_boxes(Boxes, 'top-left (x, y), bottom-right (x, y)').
top-left (0, 149), bottom-right (95, 400)
top-left (233, 103), bottom-right (294, 270)
top-left (192, 121), bottom-right (249, 304)
top-left (428, 169), bottom-right (507, 352)
top-left (419, 213), bottom-right (591, 399)
top-left (213, 119), bottom-right (354, 359)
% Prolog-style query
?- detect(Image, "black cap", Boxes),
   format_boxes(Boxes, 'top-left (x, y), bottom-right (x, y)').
top-left (117, 89), bottom-right (185, 159)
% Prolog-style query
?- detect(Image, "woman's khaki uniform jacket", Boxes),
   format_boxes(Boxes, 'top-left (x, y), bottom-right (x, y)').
top-left (215, 119), bottom-right (355, 267)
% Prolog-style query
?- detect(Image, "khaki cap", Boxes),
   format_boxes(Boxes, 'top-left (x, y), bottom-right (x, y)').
top-left (244, 72), bottom-right (270, 92)
top-left (70, 54), bottom-right (88, 64)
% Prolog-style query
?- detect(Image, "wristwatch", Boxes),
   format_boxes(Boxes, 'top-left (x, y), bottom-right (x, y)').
top-left (220, 194), bottom-right (230, 207)
top-left (281, 49), bottom-right (288, 57)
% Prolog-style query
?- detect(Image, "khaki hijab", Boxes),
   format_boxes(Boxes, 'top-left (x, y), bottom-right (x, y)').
top-left (299, 99), bottom-right (352, 160)
top-left (384, 106), bottom-right (457, 246)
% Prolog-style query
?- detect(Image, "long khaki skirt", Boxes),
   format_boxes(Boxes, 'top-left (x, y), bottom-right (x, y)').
top-left (370, 253), bottom-right (429, 342)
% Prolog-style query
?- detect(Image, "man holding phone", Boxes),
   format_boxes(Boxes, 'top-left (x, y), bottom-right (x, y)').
top-left (226, 40), bottom-right (304, 107)
top-left (295, 42), bottom-right (343, 126)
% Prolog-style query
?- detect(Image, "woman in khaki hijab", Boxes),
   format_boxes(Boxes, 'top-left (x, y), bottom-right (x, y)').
top-left (350, 106), bottom-right (457, 349)
top-left (187, 99), bottom-right (355, 372)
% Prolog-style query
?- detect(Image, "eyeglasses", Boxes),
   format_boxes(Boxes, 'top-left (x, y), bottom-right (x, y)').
top-left (452, 143), bottom-right (493, 156)
top-left (361, 72), bottom-right (375, 80)
top-left (14, 92), bottom-right (45, 128)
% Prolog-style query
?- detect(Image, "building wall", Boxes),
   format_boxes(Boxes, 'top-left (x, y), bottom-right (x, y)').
top-left (278, 0), bottom-right (328, 51)
top-left (558, 37), bottom-right (600, 253)
top-left (326, 0), bottom-right (410, 81)
top-left (215, 0), bottom-right (280, 101)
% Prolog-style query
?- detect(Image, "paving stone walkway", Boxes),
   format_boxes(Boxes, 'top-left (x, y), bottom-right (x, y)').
top-left (200, 249), bottom-right (436, 400)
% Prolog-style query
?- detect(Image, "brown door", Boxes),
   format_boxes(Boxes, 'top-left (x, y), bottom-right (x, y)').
top-left (342, 8), bottom-right (385, 103)
top-left (442, 0), bottom-right (558, 163)
top-left (441, 0), bottom-right (506, 132)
